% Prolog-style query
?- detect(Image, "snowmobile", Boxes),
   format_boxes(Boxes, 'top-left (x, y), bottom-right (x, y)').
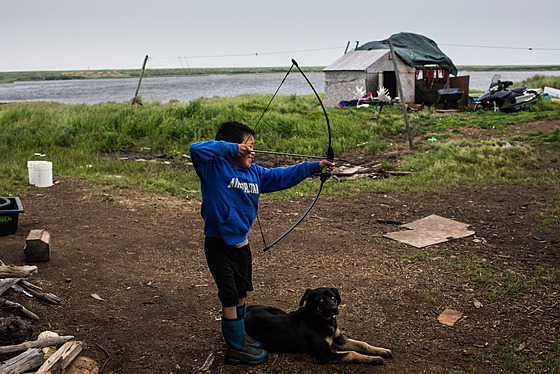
top-left (474, 74), bottom-right (539, 113)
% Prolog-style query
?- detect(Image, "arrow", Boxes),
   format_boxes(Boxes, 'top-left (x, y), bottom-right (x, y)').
top-left (253, 150), bottom-right (345, 162)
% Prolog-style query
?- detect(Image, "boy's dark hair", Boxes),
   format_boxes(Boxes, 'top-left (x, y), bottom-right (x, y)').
top-left (215, 121), bottom-right (255, 143)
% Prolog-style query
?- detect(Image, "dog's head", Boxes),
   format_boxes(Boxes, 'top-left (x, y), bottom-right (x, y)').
top-left (299, 287), bottom-right (341, 320)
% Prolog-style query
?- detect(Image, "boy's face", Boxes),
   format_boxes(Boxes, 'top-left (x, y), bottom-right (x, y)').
top-left (232, 134), bottom-right (255, 169)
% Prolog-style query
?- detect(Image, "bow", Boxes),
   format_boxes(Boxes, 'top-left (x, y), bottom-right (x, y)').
top-left (252, 59), bottom-right (334, 252)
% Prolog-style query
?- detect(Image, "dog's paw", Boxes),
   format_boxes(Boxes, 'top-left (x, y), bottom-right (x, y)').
top-left (380, 348), bottom-right (392, 358)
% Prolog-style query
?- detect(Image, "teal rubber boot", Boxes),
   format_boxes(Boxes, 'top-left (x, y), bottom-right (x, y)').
top-left (236, 305), bottom-right (262, 349)
top-left (222, 318), bottom-right (267, 365)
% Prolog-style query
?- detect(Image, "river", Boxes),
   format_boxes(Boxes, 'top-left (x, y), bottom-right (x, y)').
top-left (1, 70), bottom-right (559, 105)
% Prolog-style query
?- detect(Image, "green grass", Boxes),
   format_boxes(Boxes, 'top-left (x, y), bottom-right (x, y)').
top-left (390, 243), bottom-right (560, 373)
top-left (1, 93), bottom-right (560, 216)
top-left (401, 244), bottom-right (560, 302)
top-left (440, 254), bottom-right (560, 301)
top-left (466, 340), bottom-right (560, 374)
top-left (457, 65), bottom-right (560, 72)
top-left (521, 74), bottom-right (560, 90)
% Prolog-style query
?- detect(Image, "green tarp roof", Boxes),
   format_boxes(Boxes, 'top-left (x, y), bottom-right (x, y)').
top-left (356, 32), bottom-right (458, 76)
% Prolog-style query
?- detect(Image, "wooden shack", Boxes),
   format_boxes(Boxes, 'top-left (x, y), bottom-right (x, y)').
top-left (323, 32), bottom-right (461, 108)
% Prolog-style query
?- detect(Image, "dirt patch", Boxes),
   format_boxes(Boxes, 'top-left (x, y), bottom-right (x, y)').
top-left (1, 174), bottom-right (559, 373)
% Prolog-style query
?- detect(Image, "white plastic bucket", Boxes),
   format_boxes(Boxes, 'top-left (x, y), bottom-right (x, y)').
top-left (32, 161), bottom-right (53, 188)
top-left (27, 161), bottom-right (37, 185)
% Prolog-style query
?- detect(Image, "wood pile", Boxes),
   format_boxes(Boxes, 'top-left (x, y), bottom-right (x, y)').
top-left (332, 161), bottom-right (413, 180)
top-left (0, 261), bottom-right (98, 374)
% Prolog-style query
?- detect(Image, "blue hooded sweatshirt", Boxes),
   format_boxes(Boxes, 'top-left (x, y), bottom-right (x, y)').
top-left (189, 140), bottom-right (321, 246)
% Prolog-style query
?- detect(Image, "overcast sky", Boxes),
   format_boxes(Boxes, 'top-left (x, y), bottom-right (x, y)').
top-left (2, 0), bottom-right (559, 72)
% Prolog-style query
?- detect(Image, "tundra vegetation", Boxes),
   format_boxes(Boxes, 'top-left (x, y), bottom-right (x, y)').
top-left (0, 74), bottom-right (559, 373)
top-left (1, 75), bottom-right (559, 199)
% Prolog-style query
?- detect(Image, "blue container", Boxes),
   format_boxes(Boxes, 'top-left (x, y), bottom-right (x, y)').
top-left (0, 197), bottom-right (24, 235)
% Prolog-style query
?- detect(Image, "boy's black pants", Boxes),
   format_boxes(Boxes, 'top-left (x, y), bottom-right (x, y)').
top-left (204, 236), bottom-right (253, 308)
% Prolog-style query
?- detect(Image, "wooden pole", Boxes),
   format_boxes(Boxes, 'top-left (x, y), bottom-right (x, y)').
top-left (388, 40), bottom-right (414, 149)
top-left (132, 55), bottom-right (149, 105)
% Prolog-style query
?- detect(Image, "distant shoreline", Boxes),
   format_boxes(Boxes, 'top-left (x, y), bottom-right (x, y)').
top-left (2, 65), bottom-right (560, 84)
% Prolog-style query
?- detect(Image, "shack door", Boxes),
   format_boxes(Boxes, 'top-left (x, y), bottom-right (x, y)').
top-left (383, 71), bottom-right (397, 99)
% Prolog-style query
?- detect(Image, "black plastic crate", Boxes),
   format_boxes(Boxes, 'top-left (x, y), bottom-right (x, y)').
top-left (0, 197), bottom-right (24, 236)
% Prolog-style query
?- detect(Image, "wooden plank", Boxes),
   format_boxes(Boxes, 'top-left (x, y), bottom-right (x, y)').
top-left (36, 341), bottom-right (83, 374)
top-left (450, 75), bottom-right (470, 108)
top-left (44, 346), bottom-right (99, 374)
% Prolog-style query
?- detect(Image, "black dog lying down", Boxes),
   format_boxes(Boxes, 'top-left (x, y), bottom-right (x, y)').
top-left (245, 287), bottom-right (392, 365)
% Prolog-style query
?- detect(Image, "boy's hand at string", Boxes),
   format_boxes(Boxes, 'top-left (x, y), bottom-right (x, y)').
top-left (238, 143), bottom-right (254, 157)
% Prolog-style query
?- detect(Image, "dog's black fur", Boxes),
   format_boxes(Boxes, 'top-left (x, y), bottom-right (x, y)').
top-left (245, 287), bottom-right (392, 364)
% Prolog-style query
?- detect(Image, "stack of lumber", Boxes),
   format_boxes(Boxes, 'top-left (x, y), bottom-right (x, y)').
top-left (0, 262), bottom-right (98, 373)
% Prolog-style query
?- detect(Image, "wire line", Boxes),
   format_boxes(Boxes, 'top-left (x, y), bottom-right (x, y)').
top-left (440, 43), bottom-right (560, 51)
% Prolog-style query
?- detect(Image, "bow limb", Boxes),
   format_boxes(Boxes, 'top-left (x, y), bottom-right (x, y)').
top-left (291, 59), bottom-right (332, 149)
top-left (262, 59), bottom-right (334, 252)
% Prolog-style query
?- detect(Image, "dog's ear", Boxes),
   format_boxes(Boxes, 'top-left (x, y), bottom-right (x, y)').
top-left (331, 287), bottom-right (341, 305)
top-left (299, 288), bottom-right (313, 307)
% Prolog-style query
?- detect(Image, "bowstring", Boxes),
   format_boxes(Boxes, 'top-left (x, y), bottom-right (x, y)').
top-left (251, 63), bottom-right (295, 133)
top-left (250, 62), bottom-right (296, 249)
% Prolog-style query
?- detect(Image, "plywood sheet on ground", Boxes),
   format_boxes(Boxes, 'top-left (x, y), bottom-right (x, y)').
top-left (383, 214), bottom-right (475, 248)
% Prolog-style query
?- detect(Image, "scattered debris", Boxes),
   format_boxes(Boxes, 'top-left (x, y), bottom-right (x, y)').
top-left (197, 352), bottom-right (215, 372)
top-left (1, 260), bottom-right (99, 373)
top-left (406, 103), bottom-right (423, 112)
top-left (17, 280), bottom-right (62, 305)
top-left (383, 214), bottom-right (475, 248)
top-left (438, 308), bottom-right (463, 326)
top-left (0, 262), bottom-right (48, 321)
top-left (91, 293), bottom-right (105, 302)
top-left (435, 108), bottom-right (461, 113)
top-left (377, 219), bottom-right (404, 225)
top-left (543, 86), bottom-right (560, 100)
